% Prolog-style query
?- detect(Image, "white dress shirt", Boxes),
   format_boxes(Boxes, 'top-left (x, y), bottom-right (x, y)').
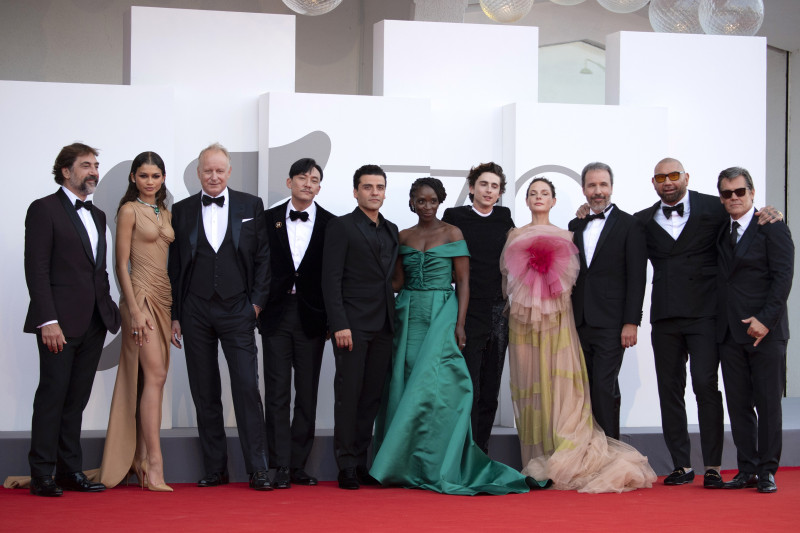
top-left (286, 201), bottom-right (316, 292)
top-left (731, 207), bottom-right (756, 245)
top-left (654, 192), bottom-right (691, 240)
top-left (201, 187), bottom-right (229, 252)
top-left (583, 205), bottom-right (613, 267)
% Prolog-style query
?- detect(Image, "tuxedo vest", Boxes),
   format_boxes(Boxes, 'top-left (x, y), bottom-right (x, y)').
top-left (189, 217), bottom-right (245, 300)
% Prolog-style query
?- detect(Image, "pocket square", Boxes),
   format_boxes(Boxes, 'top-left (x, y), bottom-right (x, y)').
top-left (242, 218), bottom-right (253, 223)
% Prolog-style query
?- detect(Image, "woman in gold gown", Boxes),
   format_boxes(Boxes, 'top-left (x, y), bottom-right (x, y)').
top-left (97, 152), bottom-right (174, 491)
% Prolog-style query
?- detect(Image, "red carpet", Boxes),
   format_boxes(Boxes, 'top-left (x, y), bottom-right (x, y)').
top-left (2, 469), bottom-right (797, 532)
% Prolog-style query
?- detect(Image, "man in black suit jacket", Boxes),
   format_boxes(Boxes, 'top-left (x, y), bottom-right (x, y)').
top-left (568, 162), bottom-right (646, 440)
top-left (714, 167), bottom-right (793, 494)
top-left (442, 162), bottom-right (514, 453)
top-left (322, 164), bottom-right (399, 490)
top-left (634, 157), bottom-right (780, 488)
top-left (259, 158), bottom-right (333, 488)
top-left (24, 143), bottom-right (121, 496)
top-left (168, 143), bottom-right (272, 490)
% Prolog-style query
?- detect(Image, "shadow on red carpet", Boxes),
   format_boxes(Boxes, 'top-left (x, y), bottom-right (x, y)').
top-left (2, 468), bottom-right (797, 532)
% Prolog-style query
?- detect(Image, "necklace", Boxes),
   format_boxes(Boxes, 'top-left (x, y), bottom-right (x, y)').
top-left (136, 197), bottom-right (161, 219)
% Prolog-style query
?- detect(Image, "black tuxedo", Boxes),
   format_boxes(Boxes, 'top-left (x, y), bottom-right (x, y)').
top-left (259, 200), bottom-right (333, 470)
top-left (24, 188), bottom-right (121, 477)
top-left (322, 207), bottom-right (398, 470)
top-left (634, 190), bottom-right (726, 470)
top-left (716, 214), bottom-right (793, 477)
top-left (569, 205), bottom-right (646, 439)
top-left (168, 188), bottom-right (270, 475)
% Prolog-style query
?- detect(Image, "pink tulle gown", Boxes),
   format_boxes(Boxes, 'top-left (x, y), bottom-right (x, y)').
top-left (501, 224), bottom-right (656, 493)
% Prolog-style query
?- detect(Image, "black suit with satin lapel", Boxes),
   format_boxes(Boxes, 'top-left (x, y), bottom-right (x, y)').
top-left (568, 206), bottom-right (646, 439)
top-left (716, 214), bottom-right (793, 477)
top-left (322, 207), bottom-right (399, 470)
top-left (259, 200), bottom-right (333, 471)
top-left (634, 190), bottom-right (726, 471)
top-left (168, 188), bottom-right (270, 475)
top-left (24, 188), bottom-right (121, 477)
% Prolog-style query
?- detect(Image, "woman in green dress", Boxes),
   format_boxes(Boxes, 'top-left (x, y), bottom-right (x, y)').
top-left (369, 177), bottom-right (537, 495)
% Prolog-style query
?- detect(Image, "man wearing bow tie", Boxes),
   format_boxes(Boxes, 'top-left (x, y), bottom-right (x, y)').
top-left (634, 157), bottom-right (780, 488)
top-left (24, 143), bottom-right (121, 496)
top-left (169, 143), bottom-right (272, 490)
top-left (568, 162), bottom-right (646, 440)
top-left (258, 158), bottom-right (333, 488)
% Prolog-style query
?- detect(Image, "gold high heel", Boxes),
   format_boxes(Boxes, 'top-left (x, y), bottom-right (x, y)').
top-left (142, 458), bottom-right (173, 493)
top-left (125, 460), bottom-right (147, 488)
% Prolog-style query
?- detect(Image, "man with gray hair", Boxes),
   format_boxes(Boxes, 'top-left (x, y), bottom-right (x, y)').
top-left (169, 143), bottom-right (272, 490)
top-left (714, 167), bottom-right (793, 493)
top-left (568, 162), bottom-right (647, 440)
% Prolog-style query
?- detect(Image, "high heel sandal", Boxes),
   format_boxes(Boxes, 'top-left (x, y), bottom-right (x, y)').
top-left (141, 458), bottom-right (173, 493)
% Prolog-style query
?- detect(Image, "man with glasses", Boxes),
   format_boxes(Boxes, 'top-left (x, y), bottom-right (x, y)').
top-left (714, 167), bottom-right (793, 494)
top-left (634, 157), bottom-right (781, 489)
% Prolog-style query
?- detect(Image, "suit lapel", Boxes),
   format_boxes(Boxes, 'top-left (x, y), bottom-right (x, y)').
top-left (92, 208), bottom-right (105, 271)
top-left (297, 202), bottom-right (324, 271)
top-left (716, 220), bottom-right (733, 272)
top-left (731, 215), bottom-right (760, 269)
top-left (56, 188), bottom-right (95, 265)
top-left (274, 201), bottom-right (293, 266)
top-left (572, 219), bottom-right (588, 270)
top-left (229, 190), bottom-right (244, 250)
top-left (592, 207), bottom-right (618, 266)
top-left (673, 190), bottom-right (701, 251)
top-left (187, 193), bottom-right (201, 260)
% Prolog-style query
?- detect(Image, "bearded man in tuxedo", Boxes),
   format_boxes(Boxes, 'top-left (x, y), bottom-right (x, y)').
top-left (24, 142), bottom-right (121, 497)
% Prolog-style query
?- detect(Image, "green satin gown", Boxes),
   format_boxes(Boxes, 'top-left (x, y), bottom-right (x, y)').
top-left (370, 240), bottom-right (532, 495)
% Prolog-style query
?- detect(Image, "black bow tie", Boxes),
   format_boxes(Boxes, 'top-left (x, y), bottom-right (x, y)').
top-left (662, 203), bottom-right (684, 218)
top-left (289, 210), bottom-right (309, 222)
top-left (202, 194), bottom-right (225, 208)
top-left (75, 199), bottom-right (93, 211)
top-left (586, 211), bottom-right (605, 222)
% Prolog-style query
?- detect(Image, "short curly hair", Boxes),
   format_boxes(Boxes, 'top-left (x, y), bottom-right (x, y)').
top-left (408, 177), bottom-right (447, 212)
top-left (466, 162), bottom-right (506, 203)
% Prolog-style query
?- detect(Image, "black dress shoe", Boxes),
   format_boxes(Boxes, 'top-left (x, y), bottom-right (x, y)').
top-left (525, 476), bottom-right (552, 490)
top-left (55, 472), bottom-right (105, 492)
top-left (291, 468), bottom-right (318, 486)
top-left (338, 467), bottom-right (360, 490)
top-left (273, 466), bottom-right (291, 489)
top-left (757, 473), bottom-right (777, 493)
top-left (724, 471), bottom-right (758, 489)
top-left (356, 465), bottom-right (379, 486)
top-left (703, 469), bottom-right (724, 489)
top-left (249, 470), bottom-right (273, 491)
top-left (664, 468), bottom-right (695, 486)
top-left (30, 476), bottom-right (63, 497)
top-left (197, 472), bottom-right (229, 487)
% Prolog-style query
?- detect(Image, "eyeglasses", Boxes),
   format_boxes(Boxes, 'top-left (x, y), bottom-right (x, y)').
top-left (720, 187), bottom-right (748, 199)
top-left (653, 171), bottom-right (684, 183)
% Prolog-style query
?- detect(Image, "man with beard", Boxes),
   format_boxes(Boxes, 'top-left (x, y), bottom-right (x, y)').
top-left (634, 157), bottom-right (781, 488)
top-left (568, 162), bottom-right (646, 440)
top-left (24, 143), bottom-right (121, 496)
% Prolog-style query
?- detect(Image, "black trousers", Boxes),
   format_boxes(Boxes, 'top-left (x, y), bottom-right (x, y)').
top-left (461, 298), bottom-right (508, 453)
top-left (261, 295), bottom-right (326, 469)
top-left (719, 331), bottom-right (785, 477)
top-left (332, 325), bottom-right (393, 470)
top-left (652, 316), bottom-right (724, 469)
top-left (29, 309), bottom-right (106, 477)
top-left (577, 324), bottom-right (623, 440)
top-left (182, 292), bottom-right (268, 474)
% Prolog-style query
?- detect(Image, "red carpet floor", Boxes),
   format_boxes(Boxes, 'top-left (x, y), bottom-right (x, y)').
top-left (2, 468), bottom-right (797, 532)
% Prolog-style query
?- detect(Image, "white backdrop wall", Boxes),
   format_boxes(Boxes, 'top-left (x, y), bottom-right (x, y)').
top-left (0, 9), bottom-right (768, 431)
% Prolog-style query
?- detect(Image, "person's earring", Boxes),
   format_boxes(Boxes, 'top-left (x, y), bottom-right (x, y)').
top-left (409, 202), bottom-right (416, 213)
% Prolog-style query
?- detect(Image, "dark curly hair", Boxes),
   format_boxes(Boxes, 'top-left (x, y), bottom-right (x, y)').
top-left (408, 177), bottom-right (447, 213)
top-left (527, 176), bottom-right (556, 198)
top-left (118, 151), bottom-right (168, 213)
top-left (52, 143), bottom-right (99, 185)
top-left (466, 162), bottom-right (506, 203)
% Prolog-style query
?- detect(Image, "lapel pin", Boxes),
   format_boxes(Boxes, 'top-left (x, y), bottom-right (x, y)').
top-left (275, 221), bottom-right (283, 229)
